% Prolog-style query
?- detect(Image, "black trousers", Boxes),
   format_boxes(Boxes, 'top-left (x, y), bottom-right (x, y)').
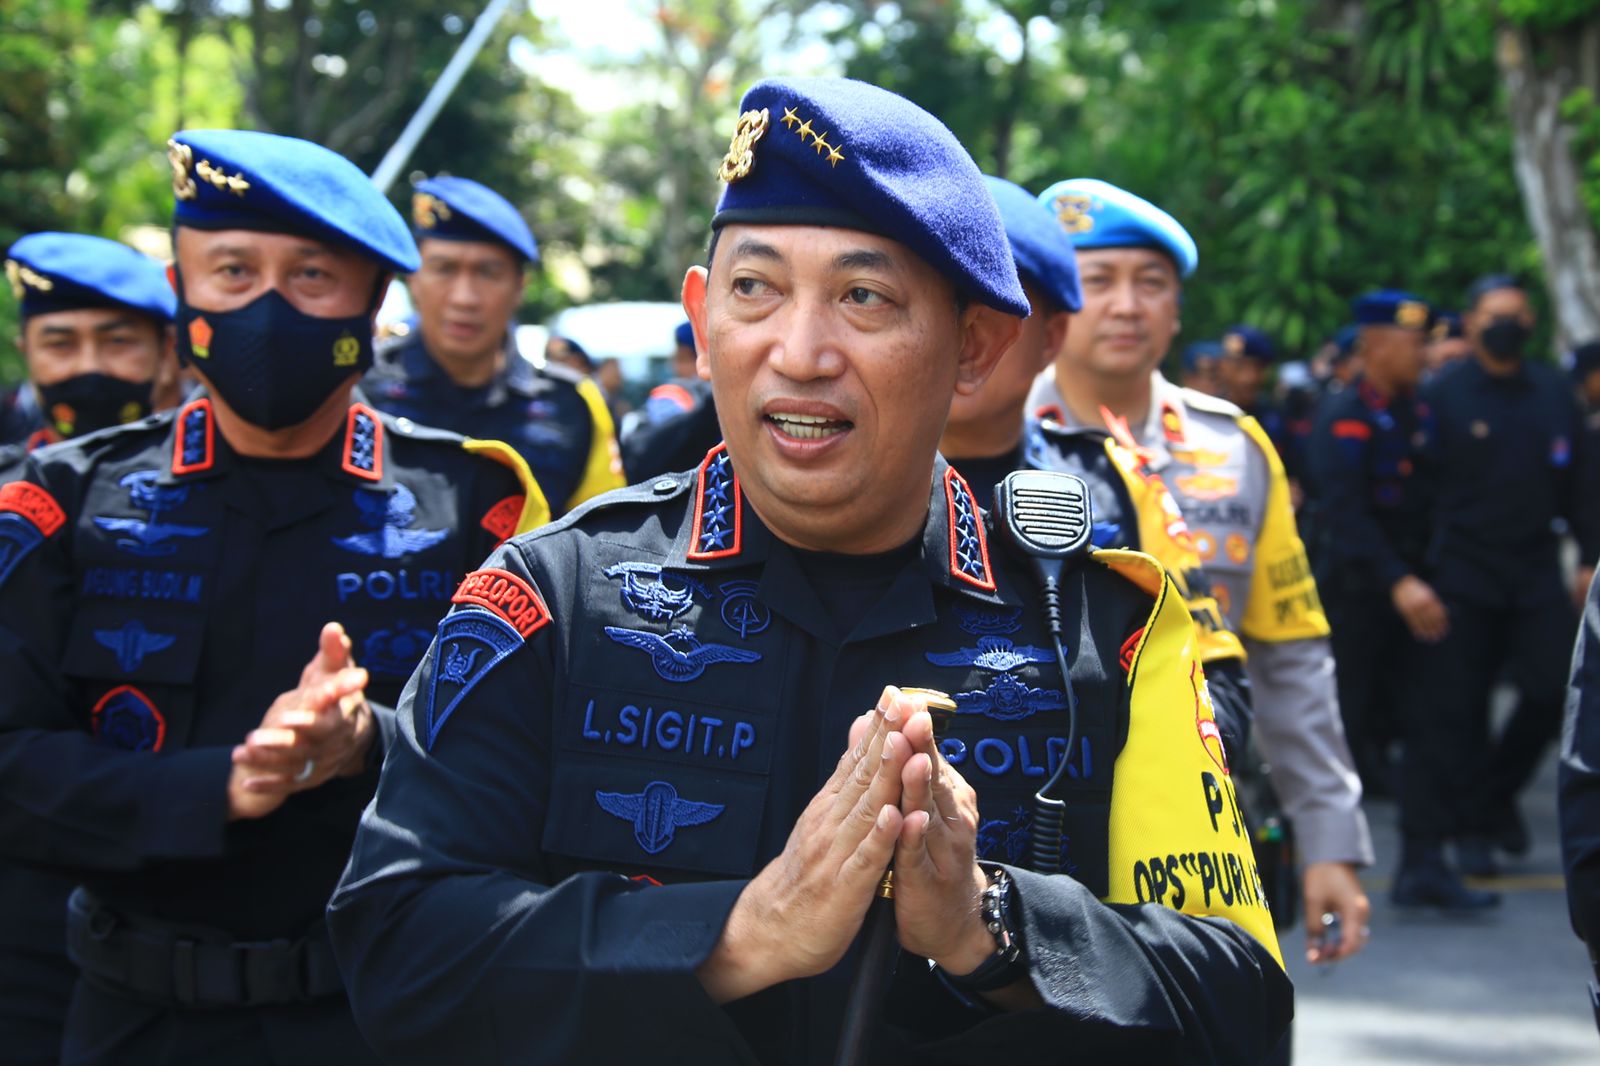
top-left (1324, 591), bottom-right (1414, 781)
top-left (61, 978), bottom-right (380, 1066)
top-left (0, 863), bottom-right (81, 1066)
top-left (1405, 592), bottom-right (1577, 841)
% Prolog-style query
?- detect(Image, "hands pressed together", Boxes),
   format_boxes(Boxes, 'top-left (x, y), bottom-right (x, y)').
top-left (226, 621), bottom-right (376, 821)
top-left (697, 686), bottom-right (1007, 1005)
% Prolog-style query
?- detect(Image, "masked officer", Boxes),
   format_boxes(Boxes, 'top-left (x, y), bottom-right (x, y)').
top-left (363, 176), bottom-right (623, 516)
top-left (0, 232), bottom-right (181, 1062)
top-left (329, 78), bottom-right (1290, 1065)
top-left (1418, 273), bottom-right (1600, 876)
top-left (1311, 291), bottom-right (1498, 910)
top-left (942, 176), bottom-right (1250, 771)
top-left (0, 130), bottom-right (547, 1066)
top-left (1, 234), bottom-right (181, 479)
top-left (1027, 178), bottom-right (1372, 961)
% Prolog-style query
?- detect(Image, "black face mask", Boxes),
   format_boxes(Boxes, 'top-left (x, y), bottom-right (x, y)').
top-left (1480, 317), bottom-right (1530, 362)
top-left (34, 373), bottom-right (154, 439)
top-left (175, 284), bottom-right (374, 430)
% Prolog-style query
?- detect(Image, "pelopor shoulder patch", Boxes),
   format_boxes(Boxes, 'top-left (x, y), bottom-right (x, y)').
top-left (426, 608), bottom-right (525, 750)
top-left (480, 494), bottom-right (525, 544)
top-left (452, 567), bottom-right (551, 638)
top-left (0, 482), bottom-right (66, 587)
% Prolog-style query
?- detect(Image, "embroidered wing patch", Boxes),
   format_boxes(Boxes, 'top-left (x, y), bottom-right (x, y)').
top-left (425, 608), bottom-right (525, 750)
top-left (595, 780), bottom-right (725, 855)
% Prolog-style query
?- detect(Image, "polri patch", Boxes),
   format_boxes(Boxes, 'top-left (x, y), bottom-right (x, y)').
top-left (426, 608), bottom-right (524, 749)
top-left (452, 567), bottom-right (551, 638)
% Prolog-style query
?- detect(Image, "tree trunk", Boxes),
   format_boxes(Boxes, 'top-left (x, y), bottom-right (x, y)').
top-left (1496, 22), bottom-right (1600, 350)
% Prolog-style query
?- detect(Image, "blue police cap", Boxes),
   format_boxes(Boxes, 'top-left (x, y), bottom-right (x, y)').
top-left (711, 77), bottom-right (1028, 317)
top-left (1570, 340), bottom-right (1600, 380)
top-left (1181, 339), bottom-right (1222, 372)
top-left (1352, 289), bottom-right (1431, 329)
top-left (674, 320), bottom-right (695, 348)
top-left (6, 232), bottom-right (176, 323)
top-left (1430, 310), bottom-right (1463, 341)
top-left (982, 176), bottom-right (1081, 313)
top-left (1037, 178), bottom-right (1198, 278)
top-left (1222, 325), bottom-right (1276, 363)
top-left (412, 176), bottom-right (538, 265)
top-left (168, 130), bottom-right (419, 274)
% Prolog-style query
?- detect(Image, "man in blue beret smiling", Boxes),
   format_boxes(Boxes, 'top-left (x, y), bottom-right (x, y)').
top-left (0, 130), bottom-right (545, 1065)
top-left (363, 175), bottom-right (624, 515)
top-left (330, 78), bottom-right (1289, 1065)
top-left (1, 233), bottom-right (182, 474)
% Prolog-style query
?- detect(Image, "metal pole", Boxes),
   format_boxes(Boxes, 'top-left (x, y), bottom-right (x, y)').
top-left (369, 0), bottom-right (518, 193)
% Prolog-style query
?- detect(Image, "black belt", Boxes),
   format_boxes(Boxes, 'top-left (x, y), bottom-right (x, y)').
top-left (66, 887), bottom-right (344, 1008)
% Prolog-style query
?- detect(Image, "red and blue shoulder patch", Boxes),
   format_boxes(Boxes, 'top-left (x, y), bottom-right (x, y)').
top-left (452, 567), bottom-right (551, 638)
top-left (0, 481), bottom-right (67, 587)
top-left (427, 567), bottom-right (552, 749)
top-left (688, 444), bottom-right (742, 560)
top-left (943, 467), bottom-right (994, 591)
top-left (480, 495), bottom-right (525, 545)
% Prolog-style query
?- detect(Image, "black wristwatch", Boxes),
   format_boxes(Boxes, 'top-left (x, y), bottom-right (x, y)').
top-left (943, 866), bottom-right (1025, 993)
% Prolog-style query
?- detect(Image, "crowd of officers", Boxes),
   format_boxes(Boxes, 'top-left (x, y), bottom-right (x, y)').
top-left (0, 73), bottom-right (1594, 1066)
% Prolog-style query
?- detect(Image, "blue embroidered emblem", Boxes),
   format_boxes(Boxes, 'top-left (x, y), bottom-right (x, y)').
top-left (697, 449), bottom-right (736, 553)
top-left (954, 605), bottom-right (1022, 636)
top-left (332, 484), bottom-right (449, 559)
top-left (426, 609), bottom-right (523, 749)
top-left (947, 472), bottom-right (989, 586)
top-left (604, 624), bottom-right (761, 682)
top-left (595, 780), bottom-right (725, 855)
top-left (977, 805), bottom-right (1073, 872)
top-left (926, 635), bottom-right (1052, 673)
top-left (0, 513), bottom-right (44, 587)
top-left (93, 620), bottom-right (177, 672)
top-left (92, 471), bottom-right (208, 557)
top-left (92, 686), bottom-right (165, 752)
top-left (954, 674), bottom-right (1067, 721)
top-left (718, 579), bottom-right (771, 638)
top-left (604, 562), bottom-right (711, 622)
top-left (361, 621), bottom-right (435, 677)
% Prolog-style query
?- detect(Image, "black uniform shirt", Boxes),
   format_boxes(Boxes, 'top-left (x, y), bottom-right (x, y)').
top-left (1308, 376), bottom-right (1433, 596)
top-left (364, 330), bottom-right (620, 515)
top-left (328, 447), bottom-right (1289, 1066)
top-left (0, 392), bottom-right (532, 940)
top-left (1422, 357), bottom-right (1600, 605)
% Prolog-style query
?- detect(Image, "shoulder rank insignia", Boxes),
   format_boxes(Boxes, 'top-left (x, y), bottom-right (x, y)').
top-left (943, 466), bottom-right (995, 591)
top-left (341, 403), bottom-right (384, 481)
top-left (426, 608), bottom-right (526, 749)
top-left (605, 562), bottom-right (712, 623)
top-left (595, 780), bottom-right (725, 855)
top-left (688, 445), bottom-right (742, 560)
top-left (172, 397), bottom-right (214, 475)
top-left (332, 485), bottom-right (449, 559)
top-left (954, 674), bottom-right (1066, 722)
top-left (92, 470), bottom-right (208, 557)
top-left (927, 635), bottom-right (1052, 673)
top-left (92, 685), bottom-right (166, 752)
top-left (604, 624), bottom-right (760, 683)
top-left (94, 620), bottom-right (177, 672)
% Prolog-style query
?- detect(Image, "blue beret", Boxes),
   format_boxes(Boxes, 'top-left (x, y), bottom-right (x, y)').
top-left (1570, 341), bottom-right (1600, 379)
top-left (1222, 325), bottom-right (1276, 363)
top-left (6, 232), bottom-right (175, 322)
top-left (982, 176), bottom-right (1081, 313)
top-left (1429, 310), bottom-right (1463, 341)
top-left (1181, 339), bottom-right (1222, 371)
top-left (674, 320), bottom-right (695, 348)
top-left (168, 130), bottom-right (418, 274)
top-left (712, 77), bottom-right (1028, 317)
top-left (1352, 289), bottom-right (1431, 329)
top-left (412, 176), bottom-right (538, 264)
top-left (1037, 178), bottom-right (1198, 278)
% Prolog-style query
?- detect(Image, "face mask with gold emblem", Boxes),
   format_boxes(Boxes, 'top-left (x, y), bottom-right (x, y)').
top-left (174, 279), bottom-right (373, 430)
top-left (33, 373), bottom-right (154, 439)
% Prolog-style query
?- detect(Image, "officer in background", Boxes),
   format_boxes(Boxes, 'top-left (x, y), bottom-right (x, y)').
top-left (1426, 311), bottom-right (1471, 377)
top-left (1180, 339), bottom-right (1223, 397)
top-left (1419, 273), bottom-right (1600, 877)
top-left (1311, 291), bottom-right (1499, 909)
top-left (0, 232), bottom-right (181, 1062)
top-left (619, 319), bottom-right (722, 481)
top-left (330, 77), bottom-right (1291, 1065)
top-left (943, 176), bottom-right (1251, 772)
top-left (1, 234), bottom-right (181, 478)
top-left (1028, 178), bottom-right (1372, 963)
top-left (0, 130), bottom-right (545, 1066)
top-left (364, 175), bottom-right (623, 515)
